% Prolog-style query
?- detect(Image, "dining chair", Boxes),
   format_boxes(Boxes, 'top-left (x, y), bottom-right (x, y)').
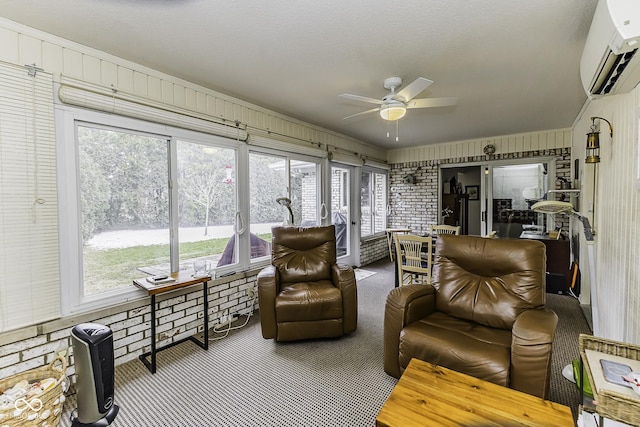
top-left (394, 233), bottom-right (432, 286)
top-left (429, 224), bottom-right (461, 236)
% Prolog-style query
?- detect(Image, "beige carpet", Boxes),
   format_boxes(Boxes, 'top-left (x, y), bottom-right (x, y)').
top-left (60, 258), bottom-right (590, 426)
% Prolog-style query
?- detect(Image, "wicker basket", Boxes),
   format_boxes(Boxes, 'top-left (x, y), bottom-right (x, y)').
top-left (0, 355), bottom-right (67, 427)
top-left (579, 334), bottom-right (640, 426)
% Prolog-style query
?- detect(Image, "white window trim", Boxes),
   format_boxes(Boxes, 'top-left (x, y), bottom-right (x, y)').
top-left (360, 167), bottom-right (388, 239)
top-left (57, 105), bottom-right (243, 315)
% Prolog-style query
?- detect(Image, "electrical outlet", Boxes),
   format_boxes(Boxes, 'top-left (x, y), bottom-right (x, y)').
top-left (247, 286), bottom-right (255, 298)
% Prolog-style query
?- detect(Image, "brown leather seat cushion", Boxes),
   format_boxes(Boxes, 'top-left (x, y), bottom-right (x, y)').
top-left (399, 312), bottom-right (512, 386)
top-left (275, 280), bottom-right (343, 322)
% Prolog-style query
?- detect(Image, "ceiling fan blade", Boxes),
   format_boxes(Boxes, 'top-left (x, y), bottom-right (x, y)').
top-left (339, 93), bottom-right (384, 105)
top-left (396, 77), bottom-right (433, 102)
top-left (342, 108), bottom-right (379, 120)
top-left (407, 97), bottom-right (458, 109)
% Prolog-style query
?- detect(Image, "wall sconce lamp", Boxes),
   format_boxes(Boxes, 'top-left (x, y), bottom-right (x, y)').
top-left (585, 116), bottom-right (613, 164)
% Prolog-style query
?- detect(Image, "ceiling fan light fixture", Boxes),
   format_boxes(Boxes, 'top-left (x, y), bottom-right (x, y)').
top-left (379, 104), bottom-right (406, 121)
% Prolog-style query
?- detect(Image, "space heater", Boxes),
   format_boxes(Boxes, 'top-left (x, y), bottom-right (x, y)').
top-left (70, 323), bottom-right (119, 426)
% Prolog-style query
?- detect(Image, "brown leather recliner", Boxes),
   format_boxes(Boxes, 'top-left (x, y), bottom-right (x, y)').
top-left (258, 225), bottom-right (357, 342)
top-left (384, 234), bottom-right (558, 399)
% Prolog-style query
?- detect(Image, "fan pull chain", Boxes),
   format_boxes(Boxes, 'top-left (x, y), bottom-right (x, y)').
top-left (395, 120), bottom-right (399, 142)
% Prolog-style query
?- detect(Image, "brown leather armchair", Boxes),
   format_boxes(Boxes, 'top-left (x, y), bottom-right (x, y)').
top-left (258, 225), bottom-right (357, 342)
top-left (384, 234), bottom-right (558, 399)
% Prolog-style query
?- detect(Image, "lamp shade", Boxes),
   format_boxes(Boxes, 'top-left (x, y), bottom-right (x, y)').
top-left (380, 103), bottom-right (406, 121)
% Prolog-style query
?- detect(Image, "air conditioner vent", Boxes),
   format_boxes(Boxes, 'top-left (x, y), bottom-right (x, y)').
top-left (592, 49), bottom-right (638, 95)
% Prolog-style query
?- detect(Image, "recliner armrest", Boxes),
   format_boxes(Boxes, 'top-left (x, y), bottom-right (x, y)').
top-left (384, 285), bottom-right (436, 378)
top-left (257, 265), bottom-right (279, 339)
top-left (510, 308), bottom-right (558, 398)
top-left (331, 264), bottom-right (357, 333)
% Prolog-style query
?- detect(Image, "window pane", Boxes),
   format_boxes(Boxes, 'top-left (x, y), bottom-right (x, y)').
top-left (331, 166), bottom-right (350, 257)
top-left (79, 125), bottom-right (169, 296)
top-left (177, 140), bottom-right (237, 269)
top-left (361, 171), bottom-right (372, 236)
top-left (249, 152), bottom-right (286, 259)
top-left (291, 160), bottom-right (318, 226)
top-left (373, 173), bottom-right (387, 234)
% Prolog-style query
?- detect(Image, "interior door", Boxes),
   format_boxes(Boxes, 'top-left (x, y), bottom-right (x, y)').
top-left (330, 164), bottom-right (356, 265)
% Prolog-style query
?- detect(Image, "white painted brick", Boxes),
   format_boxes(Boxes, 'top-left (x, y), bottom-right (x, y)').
top-left (159, 295), bottom-right (186, 309)
top-left (172, 328), bottom-right (198, 342)
top-left (0, 336), bottom-right (47, 357)
top-left (0, 356), bottom-right (44, 379)
top-left (127, 339), bottom-right (148, 353)
top-left (173, 313), bottom-right (197, 328)
top-left (158, 311), bottom-right (185, 325)
top-left (113, 332), bottom-right (143, 349)
top-left (129, 305), bottom-right (150, 317)
top-left (112, 329), bottom-right (127, 341)
top-left (155, 322), bottom-right (173, 335)
top-left (96, 312), bottom-right (127, 326)
top-left (114, 346), bottom-right (128, 359)
top-left (49, 329), bottom-right (72, 341)
top-left (22, 340), bottom-right (64, 361)
top-left (173, 299), bottom-right (197, 312)
top-left (0, 353), bottom-right (20, 369)
top-left (111, 317), bottom-right (144, 332)
top-left (127, 321), bottom-right (151, 335)
top-left (185, 305), bottom-right (203, 318)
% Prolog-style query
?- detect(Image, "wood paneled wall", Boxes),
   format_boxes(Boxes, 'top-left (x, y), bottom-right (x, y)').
top-left (575, 86), bottom-right (640, 344)
top-left (0, 18), bottom-right (385, 161)
top-left (388, 129), bottom-right (572, 163)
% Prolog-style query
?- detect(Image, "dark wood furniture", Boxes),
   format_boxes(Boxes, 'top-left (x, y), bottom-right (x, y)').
top-left (442, 193), bottom-right (468, 234)
top-left (519, 234), bottom-right (571, 293)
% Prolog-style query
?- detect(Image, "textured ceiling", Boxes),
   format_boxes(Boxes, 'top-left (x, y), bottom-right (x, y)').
top-left (0, 0), bottom-right (599, 149)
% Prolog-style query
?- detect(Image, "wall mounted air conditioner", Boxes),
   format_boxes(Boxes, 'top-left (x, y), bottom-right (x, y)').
top-left (580, 0), bottom-right (640, 96)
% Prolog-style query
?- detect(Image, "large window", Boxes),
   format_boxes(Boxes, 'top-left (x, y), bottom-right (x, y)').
top-left (59, 110), bottom-right (240, 313)
top-left (78, 125), bottom-right (170, 296)
top-left (248, 151), bottom-right (321, 260)
top-left (361, 169), bottom-right (387, 237)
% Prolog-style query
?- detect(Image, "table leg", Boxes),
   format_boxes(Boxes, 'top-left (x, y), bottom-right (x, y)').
top-left (387, 231), bottom-right (394, 262)
top-left (150, 294), bottom-right (156, 374)
top-left (203, 280), bottom-right (209, 350)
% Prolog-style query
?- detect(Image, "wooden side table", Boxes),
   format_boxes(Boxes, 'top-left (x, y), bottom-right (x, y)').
top-left (385, 228), bottom-right (411, 262)
top-left (377, 358), bottom-right (574, 427)
top-left (133, 271), bottom-right (211, 373)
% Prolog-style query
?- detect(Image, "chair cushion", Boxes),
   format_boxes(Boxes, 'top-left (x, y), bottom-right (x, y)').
top-left (275, 280), bottom-right (342, 322)
top-left (432, 235), bottom-right (546, 330)
top-left (398, 312), bottom-right (512, 386)
top-left (272, 226), bottom-right (336, 283)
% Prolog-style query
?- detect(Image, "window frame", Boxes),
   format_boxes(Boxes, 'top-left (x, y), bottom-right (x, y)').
top-left (57, 106), bottom-right (242, 315)
top-left (360, 167), bottom-right (388, 239)
top-left (246, 146), bottom-right (323, 268)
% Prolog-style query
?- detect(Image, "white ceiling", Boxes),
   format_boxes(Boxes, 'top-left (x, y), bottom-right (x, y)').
top-left (0, 0), bottom-right (599, 150)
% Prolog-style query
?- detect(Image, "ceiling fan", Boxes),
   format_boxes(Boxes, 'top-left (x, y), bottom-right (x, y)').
top-left (339, 77), bottom-right (458, 121)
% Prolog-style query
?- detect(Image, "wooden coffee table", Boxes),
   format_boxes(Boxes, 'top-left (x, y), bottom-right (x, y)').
top-left (376, 358), bottom-right (574, 427)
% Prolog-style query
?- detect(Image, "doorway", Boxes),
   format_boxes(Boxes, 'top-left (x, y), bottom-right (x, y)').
top-left (487, 163), bottom-right (549, 239)
top-left (440, 159), bottom-right (556, 237)
top-left (439, 166), bottom-right (482, 235)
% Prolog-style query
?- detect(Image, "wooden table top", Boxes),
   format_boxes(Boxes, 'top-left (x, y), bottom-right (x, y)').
top-left (133, 270), bottom-right (211, 296)
top-left (376, 358), bottom-right (574, 427)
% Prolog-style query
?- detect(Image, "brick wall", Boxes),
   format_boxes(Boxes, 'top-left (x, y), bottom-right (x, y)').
top-left (360, 236), bottom-right (388, 265)
top-left (388, 148), bottom-right (572, 234)
top-left (0, 273), bottom-right (258, 381)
